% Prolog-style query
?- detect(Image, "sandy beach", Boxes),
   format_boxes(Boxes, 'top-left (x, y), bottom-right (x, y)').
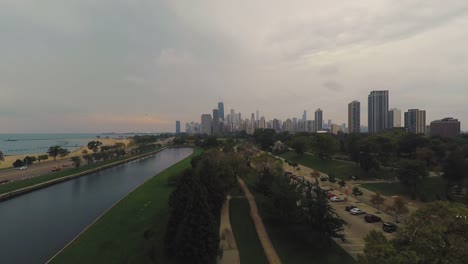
top-left (0, 138), bottom-right (131, 169)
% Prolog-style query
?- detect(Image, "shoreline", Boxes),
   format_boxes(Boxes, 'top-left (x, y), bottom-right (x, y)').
top-left (0, 146), bottom-right (166, 202)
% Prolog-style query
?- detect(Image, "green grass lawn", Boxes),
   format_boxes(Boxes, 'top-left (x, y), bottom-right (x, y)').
top-left (230, 198), bottom-right (268, 264)
top-left (241, 170), bottom-right (356, 264)
top-left (0, 149), bottom-right (163, 196)
top-left (50, 148), bottom-right (202, 264)
top-left (279, 151), bottom-right (396, 180)
top-left (360, 177), bottom-right (447, 201)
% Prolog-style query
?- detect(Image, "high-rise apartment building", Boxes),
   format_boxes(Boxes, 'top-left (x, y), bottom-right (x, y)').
top-left (348, 100), bottom-right (360, 133)
top-left (302, 110), bottom-right (307, 122)
top-left (201, 114), bottom-right (212, 135)
top-left (388, 108), bottom-right (402, 128)
top-left (273, 119), bottom-right (281, 132)
top-left (212, 109), bottom-right (219, 135)
top-left (368, 90), bottom-right (389, 133)
top-left (218, 102), bottom-right (224, 121)
top-left (315, 109), bottom-right (323, 131)
top-left (175, 120), bottom-right (181, 134)
top-left (430, 118), bottom-right (460, 138)
top-left (404, 109), bottom-right (426, 134)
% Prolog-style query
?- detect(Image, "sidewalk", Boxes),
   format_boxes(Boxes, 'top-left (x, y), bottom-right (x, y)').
top-left (217, 196), bottom-right (240, 264)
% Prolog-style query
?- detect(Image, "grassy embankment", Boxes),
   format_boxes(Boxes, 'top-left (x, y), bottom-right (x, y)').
top-left (279, 151), bottom-right (397, 180)
top-left (49, 147), bottom-right (202, 264)
top-left (228, 183), bottom-right (269, 264)
top-left (242, 170), bottom-right (356, 264)
top-left (0, 149), bottom-right (163, 196)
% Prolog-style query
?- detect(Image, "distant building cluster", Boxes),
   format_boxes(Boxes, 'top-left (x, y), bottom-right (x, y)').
top-left (175, 91), bottom-right (461, 137)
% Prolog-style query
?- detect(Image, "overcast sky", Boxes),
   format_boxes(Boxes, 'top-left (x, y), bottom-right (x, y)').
top-left (1, 0), bottom-right (467, 133)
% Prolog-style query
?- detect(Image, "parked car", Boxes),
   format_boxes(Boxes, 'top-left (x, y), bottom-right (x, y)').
top-left (350, 208), bottom-right (365, 215)
top-left (382, 222), bottom-right (398, 233)
top-left (18, 166), bottom-right (28, 170)
top-left (364, 214), bottom-right (382, 223)
top-left (327, 192), bottom-right (337, 199)
top-left (330, 196), bottom-right (344, 202)
top-left (345, 205), bottom-right (357, 211)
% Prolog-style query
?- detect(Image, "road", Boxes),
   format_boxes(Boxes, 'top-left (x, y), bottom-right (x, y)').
top-left (0, 160), bottom-right (74, 183)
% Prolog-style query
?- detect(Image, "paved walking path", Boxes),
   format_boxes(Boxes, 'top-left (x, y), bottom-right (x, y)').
top-left (237, 177), bottom-right (282, 264)
top-left (217, 196), bottom-right (240, 264)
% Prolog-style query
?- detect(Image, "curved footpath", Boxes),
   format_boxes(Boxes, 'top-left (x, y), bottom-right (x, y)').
top-left (237, 177), bottom-right (282, 264)
top-left (0, 147), bottom-right (167, 202)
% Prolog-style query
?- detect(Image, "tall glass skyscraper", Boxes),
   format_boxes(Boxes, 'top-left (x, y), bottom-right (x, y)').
top-left (314, 108), bottom-right (323, 131)
top-left (348, 101), bottom-right (360, 133)
top-left (218, 102), bottom-right (224, 121)
top-left (368, 91), bottom-right (389, 133)
top-left (175, 120), bottom-right (181, 134)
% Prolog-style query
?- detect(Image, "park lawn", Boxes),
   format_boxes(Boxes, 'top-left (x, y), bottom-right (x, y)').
top-left (279, 151), bottom-right (396, 181)
top-left (230, 198), bottom-right (269, 264)
top-left (242, 171), bottom-right (356, 264)
top-left (360, 177), bottom-right (447, 201)
top-left (0, 148), bottom-right (165, 196)
top-left (50, 148), bottom-right (202, 264)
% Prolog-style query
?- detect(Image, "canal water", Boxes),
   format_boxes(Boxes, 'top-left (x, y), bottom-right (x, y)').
top-left (0, 147), bottom-right (193, 264)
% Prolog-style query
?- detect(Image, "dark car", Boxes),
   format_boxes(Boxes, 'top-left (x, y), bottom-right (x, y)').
top-left (382, 222), bottom-right (398, 233)
top-left (345, 205), bottom-right (356, 211)
top-left (364, 214), bottom-right (382, 223)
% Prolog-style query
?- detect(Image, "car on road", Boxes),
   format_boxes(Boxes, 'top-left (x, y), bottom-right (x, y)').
top-left (350, 208), bottom-right (365, 215)
top-left (345, 205), bottom-right (357, 211)
top-left (382, 222), bottom-right (398, 233)
top-left (51, 167), bottom-right (61, 172)
top-left (18, 166), bottom-right (28, 170)
top-left (364, 214), bottom-right (382, 223)
top-left (330, 196), bottom-right (344, 202)
top-left (327, 192), bottom-right (337, 199)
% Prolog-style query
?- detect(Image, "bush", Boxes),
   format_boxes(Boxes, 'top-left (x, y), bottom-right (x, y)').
top-left (352, 187), bottom-right (363, 196)
top-left (320, 176), bottom-right (328, 182)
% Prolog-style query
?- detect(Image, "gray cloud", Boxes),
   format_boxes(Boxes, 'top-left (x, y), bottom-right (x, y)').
top-left (323, 81), bottom-right (344, 92)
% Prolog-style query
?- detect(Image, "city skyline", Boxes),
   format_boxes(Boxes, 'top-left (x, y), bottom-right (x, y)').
top-left (2, 1), bottom-right (468, 133)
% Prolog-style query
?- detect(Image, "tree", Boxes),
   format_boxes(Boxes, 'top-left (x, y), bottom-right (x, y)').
top-left (386, 197), bottom-right (409, 222)
top-left (252, 153), bottom-right (283, 195)
top-left (70, 156), bottom-right (81, 168)
top-left (81, 149), bottom-right (88, 155)
top-left (398, 160), bottom-right (428, 198)
top-left (370, 193), bottom-right (385, 210)
top-left (83, 154), bottom-right (94, 164)
top-left (352, 187), bottom-right (363, 196)
top-left (359, 201), bottom-right (468, 264)
top-left (253, 128), bottom-right (276, 151)
top-left (291, 136), bottom-right (308, 155)
top-left (87, 141), bottom-right (102, 153)
top-left (442, 148), bottom-right (468, 193)
top-left (310, 134), bottom-right (338, 160)
top-left (338, 179), bottom-right (346, 190)
top-left (37, 154), bottom-right (49, 162)
top-left (23, 156), bottom-right (36, 165)
top-left (58, 148), bottom-right (70, 160)
top-left (0, 151), bottom-right (4, 166)
top-left (47, 146), bottom-right (63, 161)
top-left (310, 170), bottom-right (321, 179)
top-left (265, 174), bottom-right (302, 222)
top-left (12, 159), bottom-right (24, 168)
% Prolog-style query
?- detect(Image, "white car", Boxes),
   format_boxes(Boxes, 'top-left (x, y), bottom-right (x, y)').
top-left (330, 196), bottom-right (344, 202)
top-left (18, 166), bottom-right (28, 170)
top-left (350, 208), bottom-right (365, 215)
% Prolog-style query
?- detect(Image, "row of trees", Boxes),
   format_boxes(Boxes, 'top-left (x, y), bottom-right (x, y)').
top-left (250, 153), bottom-right (347, 245)
top-left (164, 149), bottom-right (247, 264)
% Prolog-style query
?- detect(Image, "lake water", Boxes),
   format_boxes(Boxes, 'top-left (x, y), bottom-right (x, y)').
top-left (0, 147), bottom-right (193, 264)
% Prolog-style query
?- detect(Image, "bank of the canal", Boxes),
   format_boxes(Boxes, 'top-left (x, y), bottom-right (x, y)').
top-left (0, 147), bottom-right (195, 264)
top-left (48, 147), bottom-right (202, 264)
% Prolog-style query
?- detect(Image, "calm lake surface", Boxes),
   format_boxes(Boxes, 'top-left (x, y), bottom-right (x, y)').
top-left (0, 147), bottom-right (193, 264)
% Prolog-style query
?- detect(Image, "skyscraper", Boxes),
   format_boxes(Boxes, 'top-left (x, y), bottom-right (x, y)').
top-left (256, 109), bottom-right (259, 122)
top-left (368, 90), bottom-right (389, 133)
top-left (175, 120), bottom-right (181, 134)
top-left (218, 102), bottom-right (225, 121)
top-left (388, 108), bottom-right (402, 128)
top-left (201, 114), bottom-right (212, 135)
top-left (404, 109), bottom-right (426, 134)
top-left (348, 100), bottom-right (360, 133)
top-left (314, 108), bottom-right (323, 131)
top-left (302, 110), bottom-right (307, 122)
top-left (212, 109), bottom-right (219, 135)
